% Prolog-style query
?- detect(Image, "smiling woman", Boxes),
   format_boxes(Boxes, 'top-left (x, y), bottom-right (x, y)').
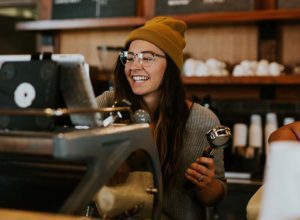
top-left (96, 16), bottom-right (226, 220)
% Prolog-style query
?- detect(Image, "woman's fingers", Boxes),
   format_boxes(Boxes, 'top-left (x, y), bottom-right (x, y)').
top-left (185, 156), bottom-right (216, 187)
top-left (196, 156), bottom-right (214, 170)
top-left (185, 172), bottom-right (207, 188)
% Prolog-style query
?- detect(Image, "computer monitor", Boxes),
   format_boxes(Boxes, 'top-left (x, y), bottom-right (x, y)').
top-left (0, 54), bottom-right (102, 131)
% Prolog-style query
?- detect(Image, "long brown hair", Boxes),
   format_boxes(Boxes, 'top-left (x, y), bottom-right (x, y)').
top-left (114, 49), bottom-right (190, 183)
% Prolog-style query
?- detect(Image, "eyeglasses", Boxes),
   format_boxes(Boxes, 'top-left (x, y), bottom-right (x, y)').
top-left (119, 51), bottom-right (166, 67)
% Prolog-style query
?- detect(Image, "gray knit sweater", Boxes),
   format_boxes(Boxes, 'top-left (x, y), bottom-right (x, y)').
top-left (96, 91), bottom-right (226, 220)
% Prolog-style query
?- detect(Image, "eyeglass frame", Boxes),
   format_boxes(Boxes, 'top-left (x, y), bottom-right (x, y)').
top-left (119, 51), bottom-right (166, 67)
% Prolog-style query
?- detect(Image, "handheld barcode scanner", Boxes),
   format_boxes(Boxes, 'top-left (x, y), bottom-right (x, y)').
top-left (203, 126), bottom-right (232, 158)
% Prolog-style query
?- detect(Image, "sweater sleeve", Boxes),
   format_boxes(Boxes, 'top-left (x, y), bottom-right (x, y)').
top-left (95, 90), bottom-right (115, 108)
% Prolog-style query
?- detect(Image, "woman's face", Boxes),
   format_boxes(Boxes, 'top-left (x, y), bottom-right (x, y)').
top-left (124, 40), bottom-right (167, 97)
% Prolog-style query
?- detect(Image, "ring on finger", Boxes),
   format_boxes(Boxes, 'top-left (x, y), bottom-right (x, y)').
top-left (197, 174), bottom-right (203, 182)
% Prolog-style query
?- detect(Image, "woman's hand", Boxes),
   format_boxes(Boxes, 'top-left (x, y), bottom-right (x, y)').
top-left (185, 156), bottom-right (215, 189)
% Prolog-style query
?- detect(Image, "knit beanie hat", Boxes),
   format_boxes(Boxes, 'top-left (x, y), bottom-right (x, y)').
top-left (125, 16), bottom-right (187, 70)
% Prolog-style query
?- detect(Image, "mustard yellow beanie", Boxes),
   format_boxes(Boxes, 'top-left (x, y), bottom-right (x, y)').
top-left (125, 16), bottom-right (187, 70)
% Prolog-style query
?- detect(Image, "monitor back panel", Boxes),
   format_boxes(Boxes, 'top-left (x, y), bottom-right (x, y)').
top-left (0, 60), bottom-right (61, 130)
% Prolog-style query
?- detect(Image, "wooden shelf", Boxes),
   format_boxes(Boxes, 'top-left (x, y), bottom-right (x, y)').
top-left (173, 9), bottom-right (300, 25)
top-left (16, 16), bottom-right (147, 31)
top-left (16, 9), bottom-right (300, 31)
top-left (182, 75), bottom-right (300, 85)
top-left (92, 75), bottom-right (300, 85)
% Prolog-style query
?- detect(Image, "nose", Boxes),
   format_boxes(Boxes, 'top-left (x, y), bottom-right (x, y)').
top-left (125, 60), bottom-right (143, 73)
top-left (129, 55), bottom-right (143, 69)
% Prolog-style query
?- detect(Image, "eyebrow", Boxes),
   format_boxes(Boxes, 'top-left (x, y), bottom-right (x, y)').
top-left (141, 50), bottom-right (156, 54)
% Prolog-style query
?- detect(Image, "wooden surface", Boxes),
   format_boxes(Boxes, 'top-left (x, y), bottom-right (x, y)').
top-left (182, 75), bottom-right (300, 85)
top-left (16, 17), bottom-right (146, 31)
top-left (280, 23), bottom-right (300, 65)
top-left (174, 9), bottom-right (300, 25)
top-left (58, 29), bottom-right (131, 67)
top-left (140, 0), bottom-right (155, 18)
top-left (16, 9), bottom-right (300, 31)
top-left (0, 209), bottom-right (87, 220)
top-left (57, 24), bottom-right (257, 67)
top-left (37, 0), bottom-right (52, 20)
top-left (183, 75), bottom-right (300, 101)
top-left (0, 131), bottom-right (53, 156)
top-left (185, 25), bottom-right (257, 64)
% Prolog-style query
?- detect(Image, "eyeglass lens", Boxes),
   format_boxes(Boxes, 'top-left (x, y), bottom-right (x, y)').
top-left (120, 51), bottom-right (157, 67)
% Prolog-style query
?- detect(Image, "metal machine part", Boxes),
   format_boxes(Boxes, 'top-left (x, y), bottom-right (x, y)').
top-left (203, 125), bottom-right (232, 158)
top-left (0, 124), bottom-right (162, 219)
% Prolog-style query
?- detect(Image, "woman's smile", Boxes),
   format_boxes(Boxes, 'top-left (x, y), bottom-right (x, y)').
top-left (131, 75), bottom-right (150, 83)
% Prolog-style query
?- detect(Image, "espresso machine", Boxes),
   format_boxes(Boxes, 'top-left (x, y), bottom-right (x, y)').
top-left (0, 54), bottom-right (162, 219)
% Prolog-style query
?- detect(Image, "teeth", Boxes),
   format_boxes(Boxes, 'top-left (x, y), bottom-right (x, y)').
top-left (132, 75), bottom-right (149, 82)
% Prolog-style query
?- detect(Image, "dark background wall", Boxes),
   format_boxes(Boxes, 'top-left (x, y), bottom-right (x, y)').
top-left (0, 16), bottom-right (36, 54)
